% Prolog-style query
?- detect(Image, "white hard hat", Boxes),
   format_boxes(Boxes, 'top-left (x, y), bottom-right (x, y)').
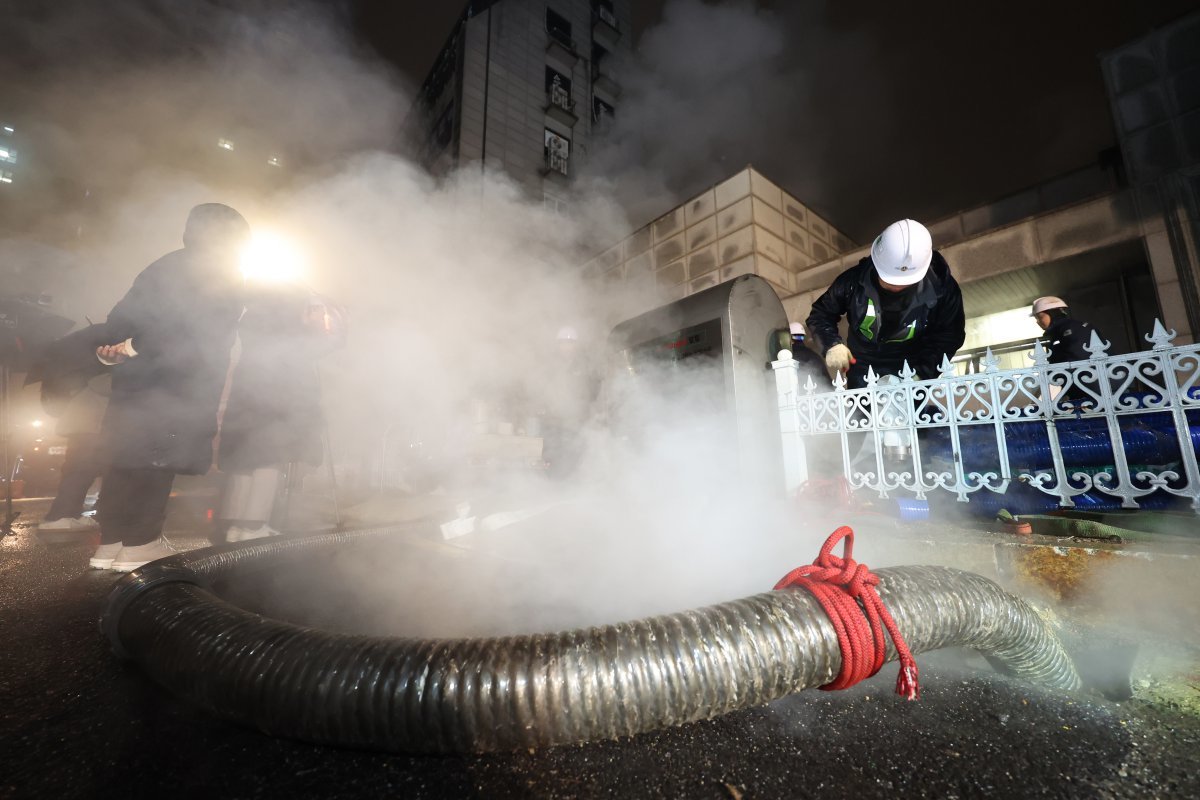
top-left (1030, 296), bottom-right (1067, 316)
top-left (556, 325), bottom-right (578, 341)
top-left (789, 322), bottom-right (805, 336)
top-left (871, 219), bottom-right (933, 286)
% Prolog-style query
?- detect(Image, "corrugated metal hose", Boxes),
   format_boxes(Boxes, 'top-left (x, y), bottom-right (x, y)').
top-left (101, 526), bottom-right (1081, 753)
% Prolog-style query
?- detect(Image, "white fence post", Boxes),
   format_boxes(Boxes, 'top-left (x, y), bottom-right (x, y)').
top-left (770, 350), bottom-right (809, 493)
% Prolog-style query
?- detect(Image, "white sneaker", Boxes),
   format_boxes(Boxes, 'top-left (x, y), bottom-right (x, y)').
top-left (40, 516), bottom-right (100, 532)
top-left (110, 539), bottom-right (176, 572)
top-left (89, 542), bottom-right (124, 570)
top-left (227, 524), bottom-right (281, 543)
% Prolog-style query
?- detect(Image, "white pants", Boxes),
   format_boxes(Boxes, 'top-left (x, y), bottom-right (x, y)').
top-left (221, 467), bottom-right (282, 523)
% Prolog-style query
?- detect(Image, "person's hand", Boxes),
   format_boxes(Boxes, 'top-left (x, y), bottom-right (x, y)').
top-left (825, 343), bottom-right (856, 374)
top-left (96, 341), bottom-right (133, 365)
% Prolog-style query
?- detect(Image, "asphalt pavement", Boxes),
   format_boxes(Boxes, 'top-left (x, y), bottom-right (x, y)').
top-left (4, 496), bottom-right (1200, 799)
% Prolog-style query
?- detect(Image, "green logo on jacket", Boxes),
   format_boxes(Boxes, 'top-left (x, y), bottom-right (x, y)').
top-left (888, 320), bottom-right (918, 343)
top-left (858, 299), bottom-right (877, 340)
top-left (858, 301), bottom-right (919, 343)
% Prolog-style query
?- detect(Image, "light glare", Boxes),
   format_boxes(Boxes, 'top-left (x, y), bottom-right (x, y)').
top-left (240, 232), bottom-right (306, 284)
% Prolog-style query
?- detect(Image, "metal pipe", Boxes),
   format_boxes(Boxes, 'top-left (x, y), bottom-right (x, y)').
top-left (101, 527), bottom-right (1080, 753)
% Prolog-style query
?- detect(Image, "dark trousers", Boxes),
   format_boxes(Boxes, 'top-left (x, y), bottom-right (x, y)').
top-left (97, 467), bottom-right (176, 546)
top-left (46, 434), bottom-right (106, 521)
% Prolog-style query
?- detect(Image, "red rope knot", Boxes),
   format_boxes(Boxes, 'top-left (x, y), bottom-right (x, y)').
top-left (774, 526), bottom-right (920, 700)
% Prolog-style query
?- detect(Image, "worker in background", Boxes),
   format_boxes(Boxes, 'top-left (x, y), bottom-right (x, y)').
top-left (1031, 295), bottom-right (1108, 408)
top-left (806, 219), bottom-right (965, 389)
top-left (25, 323), bottom-right (115, 534)
top-left (89, 203), bottom-right (248, 572)
top-left (779, 322), bottom-right (829, 386)
top-left (540, 325), bottom-right (599, 477)
top-left (37, 374), bottom-right (110, 533)
top-left (1031, 296), bottom-right (1105, 364)
top-left (217, 286), bottom-right (345, 542)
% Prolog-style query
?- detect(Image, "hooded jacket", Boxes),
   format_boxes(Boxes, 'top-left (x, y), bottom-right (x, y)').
top-left (805, 251), bottom-right (965, 385)
top-left (100, 204), bottom-right (248, 474)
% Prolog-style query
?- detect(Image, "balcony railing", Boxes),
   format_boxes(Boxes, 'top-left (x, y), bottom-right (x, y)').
top-left (545, 84), bottom-right (578, 127)
top-left (772, 319), bottom-right (1200, 514)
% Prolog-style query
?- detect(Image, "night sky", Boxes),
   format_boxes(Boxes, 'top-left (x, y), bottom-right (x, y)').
top-left (3, 0), bottom-right (1197, 241)
top-left (352, 0), bottom-right (1196, 240)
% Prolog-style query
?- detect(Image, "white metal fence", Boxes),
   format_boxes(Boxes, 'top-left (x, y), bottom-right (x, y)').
top-left (772, 320), bottom-right (1200, 513)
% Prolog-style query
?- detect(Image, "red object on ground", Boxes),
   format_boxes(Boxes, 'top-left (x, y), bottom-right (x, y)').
top-left (795, 476), bottom-right (854, 510)
top-left (774, 526), bottom-right (921, 700)
top-left (1003, 519), bottom-right (1032, 536)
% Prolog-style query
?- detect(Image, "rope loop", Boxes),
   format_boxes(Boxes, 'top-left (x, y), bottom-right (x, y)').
top-left (774, 526), bottom-right (920, 700)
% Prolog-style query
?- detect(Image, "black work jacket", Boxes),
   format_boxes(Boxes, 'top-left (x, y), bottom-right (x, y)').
top-left (1043, 316), bottom-right (1102, 365)
top-left (805, 252), bottom-right (965, 383)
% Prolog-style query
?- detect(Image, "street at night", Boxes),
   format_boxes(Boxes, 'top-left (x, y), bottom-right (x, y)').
top-left (3, 1), bottom-right (1200, 797)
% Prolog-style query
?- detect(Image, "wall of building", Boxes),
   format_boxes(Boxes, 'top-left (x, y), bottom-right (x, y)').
top-left (1102, 10), bottom-right (1200, 344)
top-left (583, 166), bottom-right (853, 316)
top-left (452, 0), bottom-right (631, 198)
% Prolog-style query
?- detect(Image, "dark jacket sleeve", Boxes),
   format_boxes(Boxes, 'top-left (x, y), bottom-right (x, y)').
top-left (912, 279), bottom-right (966, 378)
top-left (103, 263), bottom-right (167, 359)
top-left (805, 274), bottom-right (851, 356)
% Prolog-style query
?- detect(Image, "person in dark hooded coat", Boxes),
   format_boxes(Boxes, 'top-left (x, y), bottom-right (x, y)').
top-left (216, 284), bottom-right (344, 541)
top-left (89, 203), bottom-right (249, 572)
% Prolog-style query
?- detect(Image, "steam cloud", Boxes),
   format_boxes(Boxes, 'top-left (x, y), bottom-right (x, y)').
top-left (5, 0), bottom-right (1183, 659)
top-left (0, 0), bottom-right (821, 634)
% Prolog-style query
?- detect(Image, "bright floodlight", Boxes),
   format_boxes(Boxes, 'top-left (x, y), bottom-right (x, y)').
top-left (240, 231), bottom-right (306, 284)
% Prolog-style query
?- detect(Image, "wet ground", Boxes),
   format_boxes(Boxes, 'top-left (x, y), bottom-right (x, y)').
top-left (4, 496), bottom-right (1200, 799)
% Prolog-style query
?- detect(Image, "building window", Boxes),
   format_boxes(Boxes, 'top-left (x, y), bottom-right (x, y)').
top-left (545, 67), bottom-right (574, 113)
top-left (429, 101), bottom-right (455, 154)
top-left (592, 0), bottom-right (617, 29)
top-left (544, 129), bottom-right (570, 176)
top-left (0, 171), bottom-right (13, 184)
top-left (591, 42), bottom-right (609, 81)
top-left (544, 191), bottom-right (569, 215)
top-left (0, 146), bottom-right (15, 164)
top-left (546, 8), bottom-right (573, 49)
top-left (421, 39), bottom-right (459, 110)
top-left (593, 97), bottom-right (614, 124)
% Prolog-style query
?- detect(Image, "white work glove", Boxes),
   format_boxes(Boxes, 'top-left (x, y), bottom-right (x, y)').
top-left (825, 343), bottom-right (856, 374)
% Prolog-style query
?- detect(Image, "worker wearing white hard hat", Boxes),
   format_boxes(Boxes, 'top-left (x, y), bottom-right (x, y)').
top-left (805, 219), bottom-right (965, 389)
top-left (1030, 296), bottom-right (1103, 365)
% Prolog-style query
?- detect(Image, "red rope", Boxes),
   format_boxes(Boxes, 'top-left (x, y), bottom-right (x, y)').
top-left (774, 526), bottom-right (920, 700)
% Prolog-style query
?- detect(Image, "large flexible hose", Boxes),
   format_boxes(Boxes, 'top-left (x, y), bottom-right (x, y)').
top-left (101, 527), bottom-right (1080, 753)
